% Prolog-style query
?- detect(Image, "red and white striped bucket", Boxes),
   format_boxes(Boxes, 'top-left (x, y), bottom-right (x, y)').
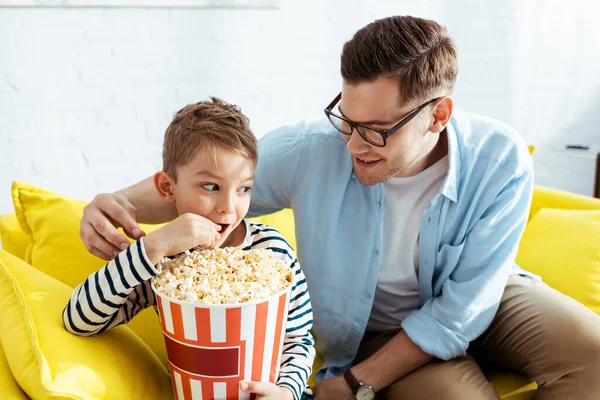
top-left (151, 283), bottom-right (292, 400)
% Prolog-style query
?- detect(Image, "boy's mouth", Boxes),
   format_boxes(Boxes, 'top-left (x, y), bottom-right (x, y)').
top-left (218, 223), bottom-right (231, 234)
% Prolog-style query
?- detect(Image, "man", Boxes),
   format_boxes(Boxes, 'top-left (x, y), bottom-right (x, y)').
top-left (80, 16), bottom-right (600, 399)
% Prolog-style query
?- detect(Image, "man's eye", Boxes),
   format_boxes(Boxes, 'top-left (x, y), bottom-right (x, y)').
top-left (201, 183), bottom-right (219, 191)
top-left (239, 186), bottom-right (252, 193)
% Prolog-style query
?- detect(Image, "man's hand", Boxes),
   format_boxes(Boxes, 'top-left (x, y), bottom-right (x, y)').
top-left (143, 213), bottom-right (222, 264)
top-left (313, 376), bottom-right (354, 400)
top-left (80, 193), bottom-right (145, 260)
top-left (239, 381), bottom-right (294, 400)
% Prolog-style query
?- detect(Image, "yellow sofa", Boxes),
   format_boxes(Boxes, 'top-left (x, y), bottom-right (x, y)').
top-left (1, 183), bottom-right (600, 400)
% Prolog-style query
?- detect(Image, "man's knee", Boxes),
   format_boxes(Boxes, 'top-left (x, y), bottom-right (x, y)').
top-left (380, 379), bottom-right (497, 400)
top-left (378, 357), bottom-right (498, 400)
top-left (568, 330), bottom-right (600, 382)
top-left (540, 309), bottom-right (600, 386)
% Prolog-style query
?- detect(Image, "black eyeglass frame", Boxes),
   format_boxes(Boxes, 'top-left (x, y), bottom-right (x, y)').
top-left (324, 92), bottom-right (441, 147)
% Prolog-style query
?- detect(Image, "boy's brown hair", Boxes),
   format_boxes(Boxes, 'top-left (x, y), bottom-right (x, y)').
top-left (341, 16), bottom-right (458, 106)
top-left (162, 97), bottom-right (257, 180)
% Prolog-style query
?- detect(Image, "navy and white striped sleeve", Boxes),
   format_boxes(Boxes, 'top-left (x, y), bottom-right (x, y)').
top-left (247, 223), bottom-right (315, 400)
top-left (62, 238), bottom-right (158, 336)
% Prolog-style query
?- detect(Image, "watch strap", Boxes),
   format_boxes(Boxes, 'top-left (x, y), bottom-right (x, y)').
top-left (343, 369), bottom-right (362, 394)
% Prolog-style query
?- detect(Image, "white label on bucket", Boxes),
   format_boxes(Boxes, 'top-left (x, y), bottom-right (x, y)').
top-left (161, 297), bottom-right (175, 334)
top-left (261, 296), bottom-right (280, 381)
top-left (240, 305), bottom-right (256, 382)
top-left (181, 303), bottom-right (198, 341)
top-left (210, 307), bottom-right (227, 343)
top-left (214, 382), bottom-right (227, 399)
top-left (173, 371), bottom-right (184, 400)
top-left (191, 379), bottom-right (203, 400)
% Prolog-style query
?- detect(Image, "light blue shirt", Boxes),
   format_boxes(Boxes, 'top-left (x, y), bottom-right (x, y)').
top-left (248, 109), bottom-right (534, 381)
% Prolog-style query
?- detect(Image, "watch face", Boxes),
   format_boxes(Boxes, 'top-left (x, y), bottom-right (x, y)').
top-left (356, 385), bottom-right (376, 400)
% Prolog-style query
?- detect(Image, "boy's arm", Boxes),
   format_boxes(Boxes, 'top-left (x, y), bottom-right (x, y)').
top-left (62, 238), bottom-right (159, 335)
top-left (277, 260), bottom-right (316, 400)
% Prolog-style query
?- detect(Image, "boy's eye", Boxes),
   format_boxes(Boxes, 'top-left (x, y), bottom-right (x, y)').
top-left (238, 186), bottom-right (252, 193)
top-left (201, 183), bottom-right (219, 191)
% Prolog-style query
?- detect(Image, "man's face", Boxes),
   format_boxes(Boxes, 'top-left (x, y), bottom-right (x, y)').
top-left (338, 76), bottom-right (437, 186)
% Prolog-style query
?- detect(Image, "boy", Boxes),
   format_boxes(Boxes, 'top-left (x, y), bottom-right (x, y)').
top-left (63, 97), bottom-right (315, 400)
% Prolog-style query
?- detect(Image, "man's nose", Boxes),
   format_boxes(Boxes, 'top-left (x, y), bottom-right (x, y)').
top-left (345, 131), bottom-right (370, 155)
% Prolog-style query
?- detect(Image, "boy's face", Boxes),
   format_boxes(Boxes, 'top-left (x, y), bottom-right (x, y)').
top-left (168, 148), bottom-right (255, 247)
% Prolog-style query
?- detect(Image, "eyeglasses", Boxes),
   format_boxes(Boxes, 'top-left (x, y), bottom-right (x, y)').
top-left (324, 93), bottom-right (441, 147)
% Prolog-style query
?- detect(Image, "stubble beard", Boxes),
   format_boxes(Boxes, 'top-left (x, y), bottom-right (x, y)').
top-left (354, 154), bottom-right (411, 186)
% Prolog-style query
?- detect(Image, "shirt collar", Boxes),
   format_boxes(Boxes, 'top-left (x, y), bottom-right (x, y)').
top-left (439, 119), bottom-right (460, 202)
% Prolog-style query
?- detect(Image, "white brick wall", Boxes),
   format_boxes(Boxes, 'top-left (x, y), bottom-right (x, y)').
top-left (1, 0), bottom-right (600, 214)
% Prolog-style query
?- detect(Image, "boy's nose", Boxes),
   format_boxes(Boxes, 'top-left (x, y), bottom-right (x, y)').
top-left (217, 194), bottom-right (236, 214)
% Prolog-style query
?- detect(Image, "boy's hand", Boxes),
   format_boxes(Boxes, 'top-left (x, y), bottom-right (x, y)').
top-left (239, 381), bottom-right (295, 400)
top-left (143, 213), bottom-right (222, 264)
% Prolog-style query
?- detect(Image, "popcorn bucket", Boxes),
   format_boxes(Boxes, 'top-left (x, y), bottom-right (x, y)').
top-left (151, 283), bottom-right (292, 400)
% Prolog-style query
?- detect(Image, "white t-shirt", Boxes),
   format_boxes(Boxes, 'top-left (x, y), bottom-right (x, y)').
top-left (367, 155), bottom-right (449, 332)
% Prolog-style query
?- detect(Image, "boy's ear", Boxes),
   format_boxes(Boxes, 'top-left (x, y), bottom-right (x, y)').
top-left (154, 171), bottom-right (176, 204)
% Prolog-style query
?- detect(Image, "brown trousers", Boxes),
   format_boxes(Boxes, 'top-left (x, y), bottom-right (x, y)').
top-left (354, 276), bottom-right (600, 399)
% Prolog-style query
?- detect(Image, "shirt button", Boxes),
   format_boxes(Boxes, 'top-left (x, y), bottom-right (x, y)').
top-left (374, 249), bottom-right (379, 255)
top-left (365, 292), bottom-right (372, 299)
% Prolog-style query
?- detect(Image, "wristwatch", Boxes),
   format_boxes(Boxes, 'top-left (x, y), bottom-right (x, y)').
top-left (343, 369), bottom-right (376, 400)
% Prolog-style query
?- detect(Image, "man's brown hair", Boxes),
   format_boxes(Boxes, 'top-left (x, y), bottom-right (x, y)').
top-left (162, 97), bottom-right (257, 180)
top-left (341, 16), bottom-right (458, 105)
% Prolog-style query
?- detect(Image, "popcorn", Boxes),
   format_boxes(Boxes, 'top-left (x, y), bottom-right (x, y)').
top-left (152, 247), bottom-right (293, 305)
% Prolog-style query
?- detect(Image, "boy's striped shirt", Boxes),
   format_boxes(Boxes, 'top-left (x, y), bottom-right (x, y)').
top-left (63, 220), bottom-right (315, 400)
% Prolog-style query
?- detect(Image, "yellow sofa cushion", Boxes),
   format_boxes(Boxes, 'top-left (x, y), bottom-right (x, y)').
top-left (0, 249), bottom-right (173, 399)
top-left (529, 186), bottom-right (600, 220)
top-left (516, 208), bottom-right (600, 315)
top-left (0, 340), bottom-right (30, 399)
top-left (11, 181), bottom-right (169, 368)
top-left (0, 213), bottom-right (31, 260)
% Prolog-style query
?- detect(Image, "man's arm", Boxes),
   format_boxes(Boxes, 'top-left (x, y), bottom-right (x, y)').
top-left (80, 176), bottom-right (178, 260)
top-left (118, 177), bottom-right (178, 224)
top-left (247, 123), bottom-right (308, 218)
top-left (312, 331), bottom-right (432, 399)
top-left (351, 330), bottom-right (433, 391)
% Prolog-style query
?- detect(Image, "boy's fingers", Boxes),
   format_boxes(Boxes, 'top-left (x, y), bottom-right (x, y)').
top-left (239, 381), bottom-right (271, 395)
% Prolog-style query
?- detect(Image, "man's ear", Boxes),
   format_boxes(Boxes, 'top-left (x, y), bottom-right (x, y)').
top-left (154, 171), bottom-right (176, 204)
top-left (430, 96), bottom-right (453, 134)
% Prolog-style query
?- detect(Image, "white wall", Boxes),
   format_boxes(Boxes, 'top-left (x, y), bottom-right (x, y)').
top-left (1, 0), bottom-right (600, 214)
